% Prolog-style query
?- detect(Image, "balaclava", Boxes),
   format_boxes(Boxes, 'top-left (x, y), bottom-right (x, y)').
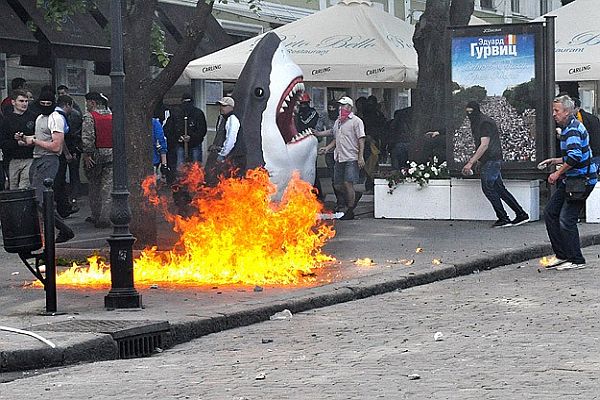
top-left (37, 91), bottom-right (56, 116)
top-left (466, 100), bottom-right (482, 123)
top-left (327, 105), bottom-right (338, 121)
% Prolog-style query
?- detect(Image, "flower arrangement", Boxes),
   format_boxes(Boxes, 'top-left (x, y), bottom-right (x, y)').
top-left (384, 157), bottom-right (449, 194)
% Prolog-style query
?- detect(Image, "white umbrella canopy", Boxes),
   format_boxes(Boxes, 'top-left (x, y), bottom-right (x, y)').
top-left (184, 0), bottom-right (418, 85)
top-left (535, 0), bottom-right (600, 81)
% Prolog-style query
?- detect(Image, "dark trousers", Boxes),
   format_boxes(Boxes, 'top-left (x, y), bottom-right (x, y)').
top-left (390, 142), bottom-right (409, 170)
top-left (166, 147), bottom-right (178, 184)
top-left (30, 156), bottom-right (72, 234)
top-left (0, 159), bottom-right (8, 190)
top-left (325, 152), bottom-right (344, 207)
top-left (68, 152), bottom-right (81, 198)
top-left (480, 160), bottom-right (525, 220)
top-left (55, 155), bottom-right (73, 217)
top-left (544, 181), bottom-right (594, 264)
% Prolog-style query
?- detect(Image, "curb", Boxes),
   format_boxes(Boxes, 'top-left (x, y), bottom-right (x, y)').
top-left (4, 232), bottom-right (600, 373)
top-left (1, 334), bottom-right (117, 373)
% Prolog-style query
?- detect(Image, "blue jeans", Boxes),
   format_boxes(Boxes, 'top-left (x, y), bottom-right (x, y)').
top-left (176, 145), bottom-right (202, 168)
top-left (544, 181), bottom-right (594, 264)
top-left (480, 160), bottom-right (525, 221)
top-left (334, 161), bottom-right (360, 185)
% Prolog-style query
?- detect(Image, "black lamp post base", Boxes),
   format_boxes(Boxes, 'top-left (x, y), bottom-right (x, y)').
top-left (105, 234), bottom-right (141, 309)
top-left (105, 288), bottom-right (142, 309)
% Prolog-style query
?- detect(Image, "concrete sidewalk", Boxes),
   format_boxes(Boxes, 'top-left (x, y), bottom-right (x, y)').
top-left (2, 194), bottom-right (600, 375)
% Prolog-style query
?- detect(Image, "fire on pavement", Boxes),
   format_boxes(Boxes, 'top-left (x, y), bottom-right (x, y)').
top-left (33, 166), bottom-right (337, 289)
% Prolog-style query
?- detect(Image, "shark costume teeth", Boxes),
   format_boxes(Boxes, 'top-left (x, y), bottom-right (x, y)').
top-left (291, 128), bottom-right (314, 143)
top-left (232, 32), bottom-right (318, 199)
top-left (279, 82), bottom-right (306, 115)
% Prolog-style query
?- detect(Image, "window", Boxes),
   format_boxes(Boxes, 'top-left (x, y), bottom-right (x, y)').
top-left (511, 0), bottom-right (520, 13)
top-left (480, 0), bottom-right (494, 9)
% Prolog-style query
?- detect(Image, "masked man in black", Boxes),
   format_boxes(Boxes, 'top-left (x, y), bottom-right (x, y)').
top-left (295, 92), bottom-right (322, 199)
top-left (461, 100), bottom-right (529, 228)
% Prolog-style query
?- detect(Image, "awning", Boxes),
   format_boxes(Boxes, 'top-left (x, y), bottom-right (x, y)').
top-left (2, 0), bottom-right (234, 66)
top-left (535, 0), bottom-right (600, 81)
top-left (18, 0), bottom-right (111, 62)
top-left (0, 1), bottom-right (37, 55)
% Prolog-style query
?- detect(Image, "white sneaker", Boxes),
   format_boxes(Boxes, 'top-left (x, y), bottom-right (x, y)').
top-left (543, 256), bottom-right (567, 269)
top-left (555, 262), bottom-right (587, 270)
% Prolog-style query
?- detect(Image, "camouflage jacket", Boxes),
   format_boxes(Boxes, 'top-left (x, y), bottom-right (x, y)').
top-left (82, 107), bottom-right (113, 164)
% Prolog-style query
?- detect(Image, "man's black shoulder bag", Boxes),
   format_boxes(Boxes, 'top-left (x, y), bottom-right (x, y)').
top-left (565, 157), bottom-right (591, 202)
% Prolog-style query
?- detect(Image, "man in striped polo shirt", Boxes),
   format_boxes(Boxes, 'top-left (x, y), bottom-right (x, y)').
top-left (540, 95), bottom-right (598, 270)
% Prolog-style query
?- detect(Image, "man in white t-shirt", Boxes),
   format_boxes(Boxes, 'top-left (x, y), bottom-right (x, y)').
top-left (23, 93), bottom-right (75, 243)
top-left (317, 96), bottom-right (366, 220)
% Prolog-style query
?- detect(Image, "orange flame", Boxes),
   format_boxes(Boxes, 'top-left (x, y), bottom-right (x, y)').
top-left (539, 256), bottom-right (557, 267)
top-left (41, 167), bottom-right (336, 289)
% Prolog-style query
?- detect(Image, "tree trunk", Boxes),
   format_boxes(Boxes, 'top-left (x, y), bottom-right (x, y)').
top-left (120, 0), bottom-right (215, 247)
top-left (411, 0), bottom-right (474, 162)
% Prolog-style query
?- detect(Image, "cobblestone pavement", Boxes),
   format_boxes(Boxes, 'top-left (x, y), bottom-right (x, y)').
top-left (3, 247), bottom-right (600, 399)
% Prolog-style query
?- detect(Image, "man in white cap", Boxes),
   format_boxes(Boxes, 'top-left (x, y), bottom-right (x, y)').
top-left (317, 96), bottom-right (365, 220)
top-left (205, 96), bottom-right (245, 185)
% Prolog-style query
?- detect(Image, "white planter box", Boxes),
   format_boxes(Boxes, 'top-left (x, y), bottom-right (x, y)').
top-left (374, 177), bottom-right (540, 221)
top-left (586, 185), bottom-right (600, 223)
top-left (450, 178), bottom-right (539, 221)
top-left (374, 178), bottom-right (451, 219)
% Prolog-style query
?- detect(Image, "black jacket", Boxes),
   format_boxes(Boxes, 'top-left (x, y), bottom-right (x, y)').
top-left (580, 109), bottom-right (600, 157)
top-left (0, 110), bottom-right (36, 160)
top-left (164, 102), bottom-right (208, 149)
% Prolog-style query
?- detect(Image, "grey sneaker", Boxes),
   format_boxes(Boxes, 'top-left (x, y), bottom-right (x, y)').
top-left (555, 262), bottom-right (586, 270)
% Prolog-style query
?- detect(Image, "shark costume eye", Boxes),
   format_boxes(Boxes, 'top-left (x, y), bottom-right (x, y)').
top-left (254, 87), bottom-right (265, 98)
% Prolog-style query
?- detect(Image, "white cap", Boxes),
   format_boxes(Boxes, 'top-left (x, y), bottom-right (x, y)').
top-left (217, 96), bottom-right (235, 107)
top-left (337, 96), bottom-right (354, 107)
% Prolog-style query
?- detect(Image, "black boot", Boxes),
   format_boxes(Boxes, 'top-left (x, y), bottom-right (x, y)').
top-left (339, 207), bottom-right (355, 220)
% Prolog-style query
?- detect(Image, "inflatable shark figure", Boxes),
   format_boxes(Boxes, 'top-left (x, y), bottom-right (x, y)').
top-left (232, 32), bottom-right (318, 198)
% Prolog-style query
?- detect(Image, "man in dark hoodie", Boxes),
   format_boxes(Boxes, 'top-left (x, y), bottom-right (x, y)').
top-left (461, 100), bottom-right (529, 228)
top-left (165, 93), bottom-right (207, 170)
top-left (295, 92), bottom-right (323, 199)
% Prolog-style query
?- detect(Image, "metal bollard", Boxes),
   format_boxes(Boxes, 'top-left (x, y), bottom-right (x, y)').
top-left (42, 178), bottom-right (57, 313)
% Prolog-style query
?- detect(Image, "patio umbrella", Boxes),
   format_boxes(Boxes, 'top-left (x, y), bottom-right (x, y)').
top-left (184, 0), bottom-right (418, 85)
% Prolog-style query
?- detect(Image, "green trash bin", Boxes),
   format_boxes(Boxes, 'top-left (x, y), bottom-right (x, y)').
top-left (0, 188), bottom-right (42, 253)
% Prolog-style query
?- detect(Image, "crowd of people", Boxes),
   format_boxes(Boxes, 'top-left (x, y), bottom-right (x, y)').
top-left (0, 79), bottom-right (85, 243)
top-left (1, 77), bottom-right (598, 269)
top-left (0, 81), bottom-right (435, 232)
top-left (453, 95), bottom-right (537, 164)
top-left (0, 78), bottom-right (215, 242)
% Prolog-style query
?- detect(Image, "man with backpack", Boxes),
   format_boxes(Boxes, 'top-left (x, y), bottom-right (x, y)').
top-left (23, 93), bottom-right (75, 243)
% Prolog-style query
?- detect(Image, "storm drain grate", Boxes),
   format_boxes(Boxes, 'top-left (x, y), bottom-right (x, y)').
top-left (27, 319), bottom-right (170, 359)
top-left (118, 331), bottom-right (164, 359)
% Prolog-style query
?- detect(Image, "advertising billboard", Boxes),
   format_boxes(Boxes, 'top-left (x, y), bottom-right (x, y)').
top-left (447, 23), bottom-right (549, 175)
